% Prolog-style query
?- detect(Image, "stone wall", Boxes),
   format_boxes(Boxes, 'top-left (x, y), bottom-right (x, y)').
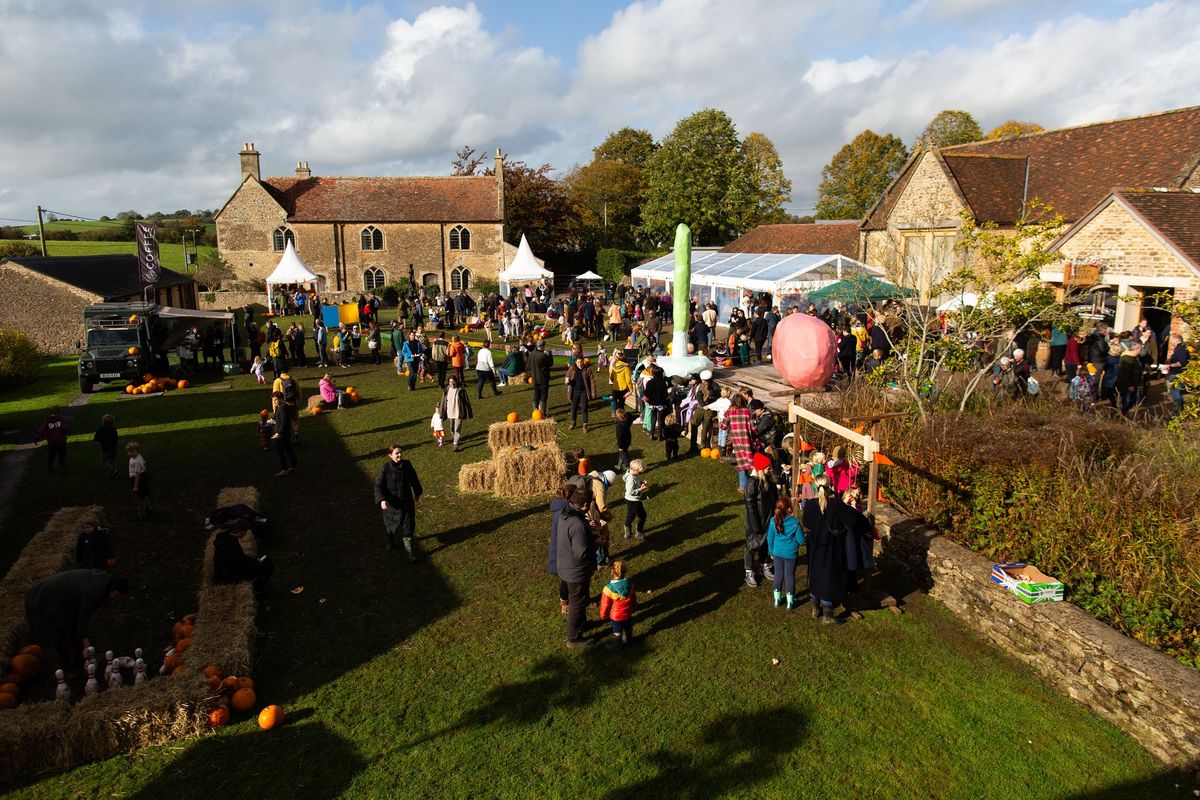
top-left (875, 505), bottom-right (1200, 768)
top-left (0, 265), bottom-right (96, 354)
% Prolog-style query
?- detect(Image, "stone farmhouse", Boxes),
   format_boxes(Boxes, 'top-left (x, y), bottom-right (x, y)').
top-left (215, 144), bottom-right (507, 295)
top-left (858, 105), bottom-right (1200, 324)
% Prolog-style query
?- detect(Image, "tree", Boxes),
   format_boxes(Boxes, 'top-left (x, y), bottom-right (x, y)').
top-left (866, 201), bottom-right (1078, 419)
top-left (193, 251), bottom-right (236, 291)
top-left (593, 127), bottom-right (655, 167)
top-left (815, 130), bottom-right (908, 220)
top-left (742, 132), bottom-right (792, 226)
top-left (640, 108), bottom-right (757, 246)
top-left (914, 110), bottom-right (983, 149)
top-left (451, 145), bottom-right (486, 176)
top-left (986, 120), bottom-right (1044, 140)
top-left (563, 160), bottom-right (645, 249)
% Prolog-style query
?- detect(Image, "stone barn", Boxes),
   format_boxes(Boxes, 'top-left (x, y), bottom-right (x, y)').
top-left (0, 254), bottom-right (196, 353)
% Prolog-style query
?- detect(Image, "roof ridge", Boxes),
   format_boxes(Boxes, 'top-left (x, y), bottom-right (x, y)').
top-left (941, 153), bottom-right (1028, 161)
top-left (1114, 186), bottom-right (1200, 195)
top-left (941, 105), bottom-right (1200, 150)
top-left (265, 174), bottom-right (491, 182)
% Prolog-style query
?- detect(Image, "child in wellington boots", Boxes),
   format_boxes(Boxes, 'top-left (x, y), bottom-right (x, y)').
top-left (598, 560), bottom-right (638, 650)
top-left (766, 496), bottom-right (804, 610)
top-left (623, 459), bottom-right (648, 540)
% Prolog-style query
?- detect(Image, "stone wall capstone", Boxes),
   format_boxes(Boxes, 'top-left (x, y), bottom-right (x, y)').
top-left (875, 506), bottom-right (1200, 768)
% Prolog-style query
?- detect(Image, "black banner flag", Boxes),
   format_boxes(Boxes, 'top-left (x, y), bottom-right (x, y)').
top-left (136, 222), bottom-right (161, 286)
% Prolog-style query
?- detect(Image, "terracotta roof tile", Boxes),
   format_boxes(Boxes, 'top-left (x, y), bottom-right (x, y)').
top-left (720, 222), bottom-right (860, 258)
top-left (943, 106), bottom-right (1200, 221)
top-left (262, 176), bottom-right (501, 223)
top-left (940, 154), bottom-right (1028, 224)
top-left (1116, 189), bottom-right (1200, 271)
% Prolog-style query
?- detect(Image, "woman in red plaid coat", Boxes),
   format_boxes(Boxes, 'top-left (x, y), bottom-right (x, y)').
top-left (722, 392), bottom-right (757, 492)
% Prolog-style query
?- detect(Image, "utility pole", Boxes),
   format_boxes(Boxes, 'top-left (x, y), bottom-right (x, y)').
top-left (36, 206), bottom-right (47, 256)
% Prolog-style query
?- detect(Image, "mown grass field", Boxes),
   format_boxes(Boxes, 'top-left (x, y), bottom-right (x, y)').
top-left (0, 332), bottom-right (1186, 799)
top-left (0, 239), bottom-right (216, 274)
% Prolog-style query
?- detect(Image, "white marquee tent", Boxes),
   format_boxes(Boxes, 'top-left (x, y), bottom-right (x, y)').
top-left (498, 234), bottom-right (553, 295)
top-left (265, 240), bottom-right (319, 309)
top-left (631, 250), bottom-right (885, 321)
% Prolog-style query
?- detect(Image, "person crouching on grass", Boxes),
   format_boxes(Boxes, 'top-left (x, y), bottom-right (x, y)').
top-left (599, 560), bottom-right (638, 650)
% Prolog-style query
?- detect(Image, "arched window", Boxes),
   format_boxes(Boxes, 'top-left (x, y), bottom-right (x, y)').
top-left (272, 226), bottom-right (294, 252)
top-left (360, 226), bottom-right (383, 251)
top-left (364, 267), bottom-right (385, 291)
top-left (422, 272), bottom-right (438, 286)
top-left (449, 225), bottom-right (471, 250)
top-left (450, 266), bottom-right (471, 291)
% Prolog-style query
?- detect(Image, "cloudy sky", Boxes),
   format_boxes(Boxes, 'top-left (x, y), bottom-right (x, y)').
top-left (1, 0), bottom-right (1198, 224)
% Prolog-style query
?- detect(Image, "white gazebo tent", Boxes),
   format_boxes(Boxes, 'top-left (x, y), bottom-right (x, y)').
top-left (574, 269), bottom-right (603, 292)
top-left (265, 240), bottom-right (319, 310)
top-left (630, 250), bottom-right (885, 322)
top-left (498, 234), bottom-right (553, 296)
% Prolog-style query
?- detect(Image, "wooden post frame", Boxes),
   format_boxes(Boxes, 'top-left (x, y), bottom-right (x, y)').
top-left (788, 401), bottom-right (881, 512)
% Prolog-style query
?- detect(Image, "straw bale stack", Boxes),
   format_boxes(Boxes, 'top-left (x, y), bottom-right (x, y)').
top-left (486, 418), bottom-right (558, 453)
top-left (181, 584), bottom-right (257, 677)
top-left (491, 445), bottom-right (566, 497)
top-left (458, 461), bottom-right (497, 493)
top-left (65, 673), bottom-right (209, 764)
top-left (0, 700), bottom-right (72, 778)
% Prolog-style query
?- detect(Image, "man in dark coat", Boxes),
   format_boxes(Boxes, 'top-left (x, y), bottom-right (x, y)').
top-left (556, 486), bottom-right (596, 648)
top-left (213, 520), bottom-right (274, 591)
top-left (25, 569), bottom-right (128, 670)
top-left (374, 444), bottom-right (424, 561)
top-left (750, 311), bottom-right (768, 362)
top-left (526, 339), bottom-right (553, 415)
top-left (743, 454), bottom-right (777, 587)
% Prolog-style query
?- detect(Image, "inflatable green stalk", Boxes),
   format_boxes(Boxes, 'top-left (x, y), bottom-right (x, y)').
top-left (672, 223), bottom-right (691, 357)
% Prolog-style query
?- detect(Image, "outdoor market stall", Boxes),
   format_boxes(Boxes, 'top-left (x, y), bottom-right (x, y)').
top-left (631, 250), bottom-right (886, 320)
top-left (498, 234), bottom-right (553, 297)
top-left (264, 240), bottom-right (318, 312)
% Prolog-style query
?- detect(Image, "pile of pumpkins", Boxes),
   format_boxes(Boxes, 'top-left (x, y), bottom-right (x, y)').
top-left (0, 645), bottom-right (45, 709)
top-left (697, 448), bottom-right (723, 461)
top-left (125, 374), bottom-right (189, 395)
top-left (202, 664), bottom-right (282, 730)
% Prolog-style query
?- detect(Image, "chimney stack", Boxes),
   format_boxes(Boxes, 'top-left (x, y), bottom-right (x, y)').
top-left (239, 143), bottom-right (261, 182)
top-left (295, 161), bottom-right (312, 179)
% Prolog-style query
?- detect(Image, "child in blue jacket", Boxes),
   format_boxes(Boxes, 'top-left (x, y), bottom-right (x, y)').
top-left (766, 496), bottom-right (804, 610)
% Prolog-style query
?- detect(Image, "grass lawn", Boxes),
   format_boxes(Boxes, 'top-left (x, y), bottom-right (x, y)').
top-left (0, 358), bottom-right (90, 451)
top-left (0, 239), bottom-right (215, 274)
top-left (0, 334), bottom-right (1186, 799)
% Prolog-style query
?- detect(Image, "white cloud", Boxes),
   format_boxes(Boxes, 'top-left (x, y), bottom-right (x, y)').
top-left (0, 0), bottom-right (1197, 221)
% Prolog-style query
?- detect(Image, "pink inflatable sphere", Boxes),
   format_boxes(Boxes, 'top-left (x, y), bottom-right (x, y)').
top-left (771, 313), bottom-right (837, 390)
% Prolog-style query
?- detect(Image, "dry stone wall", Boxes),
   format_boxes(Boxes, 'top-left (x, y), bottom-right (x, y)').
top-left (875, 506), bottom-right (1200, 768)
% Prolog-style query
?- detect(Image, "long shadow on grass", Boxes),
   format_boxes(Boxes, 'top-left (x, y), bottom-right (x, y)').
top-left (632, 540), bottom-right (743, 636)
top-left (421, 506), bottom-right (540, 556)
top-left (600, 703), bottom-right (808, 800)
top-left (404, 645), bottom-right (648, 749)
top-left (1059, 773), bottom-right (1192, 800)
top-left (126, 721), bottom-right (364, 800)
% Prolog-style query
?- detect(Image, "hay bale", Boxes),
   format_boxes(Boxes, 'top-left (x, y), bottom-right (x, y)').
top-left (306, 395), bottom-right (324, 413)
top-left (65, 673), bottom-right (209, 765)
top-left (0, 700), bottom-right (72, 778)
top-left (458, 461), bottom-right (497, 493)
top-left (182, 584), bottom-right (257, 677)
top-left (0, 506), bottom-right (105, 659)
top-left (487, 418), bottom-right (559, 453)
top-left (216, 486), bottom-right (259, 511)
top-left (201, 529), bottom-right (257, 587)
top-left (492, 445), bottom-right (566, 497)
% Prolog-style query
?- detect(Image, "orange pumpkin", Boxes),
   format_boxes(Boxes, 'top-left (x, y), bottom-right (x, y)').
top-left (172, 665), bottom-right (186, 676)
top-left (345, 386), bottom-right (355, 395)
top-left (142, 373), bottom-right (154, 383)
top-left (10, 654), bottom-right (39, 679)
top-left (183, 613), bottom-right (197, 624)
top-left (531, 409), bottom-right (544, 421)
top-left (0, 693), bottom-right (16, 710)
top-left (312, 406), bottom-right (322, 416)
top-left (172, 621), bottom-right (184, 638)
top-left (257, 705), bottom-right (284, 730)
top-left (700, 448), bottom-right (711, 459)
top-left (202, 665), bottom-right (222, 680)
top-left (175, 638), bottom-right (192, 654)
top-left (710, 449), bottom-right (721, 460)
top-left (208, 706), bottom-right (230, 728)
top-left (18, 644), bottom-right (43, 659)
top-left (506, 412), bottom-right (519, 424)
top-left (127, 346), bottom-right (139, 355)
top-left (177, 380), bottom-right (189, 389)
top-left (207, 675), bottom-right (223, 692)
top-left (220, 676), bottom-right (239, 695)
top-left (236, 676), bottom-right (255, 691)
top-left (177, 622), bottom-right (195, 641)
top-left (2, 673), bottom-right (24, 686)
top-left (124, 385), bottom-right (134, 394)
top-left (163, 654), bottom-right (181, 671)
top-left (231, 688), bottom-right (256, 712)
top-left (0, 682), bottom-right (19, 697)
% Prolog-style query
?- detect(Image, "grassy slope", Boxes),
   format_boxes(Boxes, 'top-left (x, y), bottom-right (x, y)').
top-left (0, 358), bottom-right (89, 450)
top-left (0, 329), bottom-right (1183, 800)
top-left (0, 239), bottom-right (215, 274)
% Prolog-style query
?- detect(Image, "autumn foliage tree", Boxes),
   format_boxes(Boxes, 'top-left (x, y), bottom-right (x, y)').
top-left (986, 120), bottom-right (1045, 140)
top-left (815, 130), bottom-right (908, 220)
top-left (564, 128), bottom-right (656, 249)
top-left (743, 132), bottom-right (793, 225)
top-left (914, 109), bottom-right (983, 149)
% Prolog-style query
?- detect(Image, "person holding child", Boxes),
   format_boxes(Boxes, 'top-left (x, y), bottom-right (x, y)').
top-left (766, 496), bottom-right (804, 610)
top-left (623, 459), bottom-right (648, 541)
top-left (599, 560), bottom-right (638, 650)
